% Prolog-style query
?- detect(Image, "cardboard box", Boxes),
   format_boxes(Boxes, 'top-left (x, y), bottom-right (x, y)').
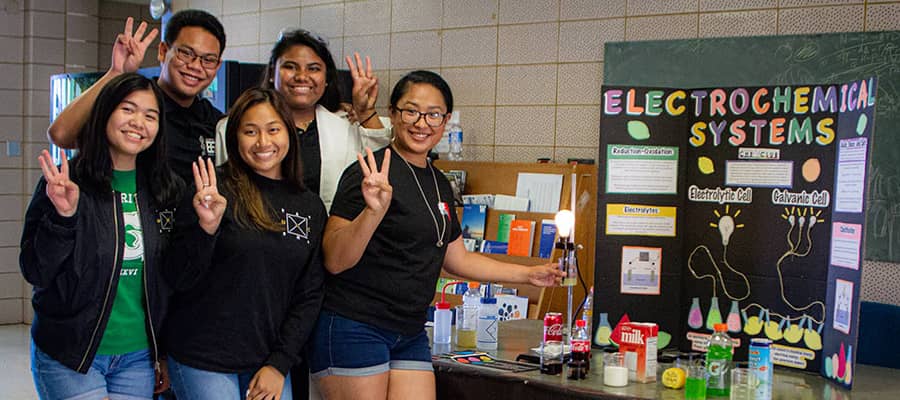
top-left (619, 322), bottom-right (658, 383)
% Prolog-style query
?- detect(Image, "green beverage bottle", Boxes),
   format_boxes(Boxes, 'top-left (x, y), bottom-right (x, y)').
top-left (706, 323), bottom-right (733, 396)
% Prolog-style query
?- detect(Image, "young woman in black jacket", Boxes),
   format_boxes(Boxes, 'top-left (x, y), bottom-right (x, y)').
top-left (20, 73), bottom-right (183, 399)
top-left (163, 88), bottom-right (326, 400)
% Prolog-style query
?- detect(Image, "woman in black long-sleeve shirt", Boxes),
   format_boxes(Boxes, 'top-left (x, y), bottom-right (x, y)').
top-left (163, 88), bottom-right (326, 400)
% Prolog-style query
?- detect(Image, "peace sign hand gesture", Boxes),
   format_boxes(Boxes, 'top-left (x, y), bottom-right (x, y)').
top-left (191, 157), bottom-right (227, 235)
top-left (358, 148), bottom-right (392, 215)
top-left (110, 17), bottom-right (159, 75)
top-left (38, 149), bottom-right (79, 218)
top-left (345, 53), bottom-right (379, 118)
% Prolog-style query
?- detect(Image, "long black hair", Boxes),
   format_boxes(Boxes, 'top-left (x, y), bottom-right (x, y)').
top-left (222, 88), bottom-right (304, 231)
top-left (74, 73), bottom-right (182, 206)
top-left (261, 29), bottom-right (340, 113)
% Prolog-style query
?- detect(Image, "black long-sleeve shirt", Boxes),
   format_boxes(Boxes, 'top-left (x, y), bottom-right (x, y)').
top-left (162, 170), bottom-right (326, 375)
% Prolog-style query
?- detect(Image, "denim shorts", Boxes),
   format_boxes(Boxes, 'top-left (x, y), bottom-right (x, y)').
top-left (167, 356), bottom-right (292, 400)
top-left (308, 311), bottom-right (433, 378)
top-left (31, 343), bottom-right (154, 400)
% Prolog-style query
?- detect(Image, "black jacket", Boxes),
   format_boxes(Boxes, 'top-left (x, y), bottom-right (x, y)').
top-left (20, 170), bottom-right (176, 374)
top-left (162, 173), bottom-right (326, 376)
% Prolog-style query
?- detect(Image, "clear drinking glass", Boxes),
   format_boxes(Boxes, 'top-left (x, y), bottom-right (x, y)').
top-left (685, 361), bottom-right (708, 400)
top-left (602, 353), bottom-right (628, 387)
top-left (730, 365), bottom-right (758, 400)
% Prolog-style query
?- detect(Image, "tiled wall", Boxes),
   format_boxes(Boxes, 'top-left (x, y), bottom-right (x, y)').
top-left (1, 1), bottom-right (896, 325)
top-left (98, 1), bottom-right (162, 71)
top-left (0, 0), bottom-right (102, 324)
top-left (166, 0), bottom-right (900, 164)
top-left (166, 0), bottom-right (900, 305)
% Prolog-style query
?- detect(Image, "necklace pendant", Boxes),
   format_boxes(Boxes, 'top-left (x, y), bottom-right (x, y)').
top-left (436, 240), bottom-right (443, 247)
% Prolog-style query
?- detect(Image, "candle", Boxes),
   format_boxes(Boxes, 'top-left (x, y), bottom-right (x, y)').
top-left (604, 365), bottom-right (629, 387)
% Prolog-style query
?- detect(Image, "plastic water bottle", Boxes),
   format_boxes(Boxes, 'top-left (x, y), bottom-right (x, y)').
top-left (457, 282), bottom-right (481, 348)
top-left (447, 111), bottom-right (463, 161)
top-left (433, 301), bottom-right (452, 344)
top-left (706, 323), bottom-right (733, 396)
top-left (581, 286), bottom-right (594, 338)
top-left (476, 294), bottom-right (498, 351)
top-left (568, 319), bottom-right (590, 379)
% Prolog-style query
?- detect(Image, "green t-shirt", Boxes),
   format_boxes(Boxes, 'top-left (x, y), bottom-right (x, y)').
top-left (97, 169), bottom-right (149, 355)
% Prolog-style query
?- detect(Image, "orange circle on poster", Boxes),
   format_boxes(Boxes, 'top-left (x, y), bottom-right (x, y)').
top-left (802, 159), bottom-right (821, 182)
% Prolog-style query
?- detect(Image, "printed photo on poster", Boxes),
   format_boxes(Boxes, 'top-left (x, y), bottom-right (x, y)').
top-left (833, 279), bottom-right (854, 334)
top-left (606, 204), bottom-right (677, 237)
top-left (620, 246), bottom-right (662, 295)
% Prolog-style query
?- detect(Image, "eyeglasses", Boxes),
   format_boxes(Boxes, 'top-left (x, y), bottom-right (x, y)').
top-left (396, 108), bottom-right (448, 127)
top-left (170, 45), bottom-right (220, 69)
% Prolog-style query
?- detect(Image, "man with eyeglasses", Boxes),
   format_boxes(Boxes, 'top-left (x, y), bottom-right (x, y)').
top-left (48, 9), bottom-right (227, 181)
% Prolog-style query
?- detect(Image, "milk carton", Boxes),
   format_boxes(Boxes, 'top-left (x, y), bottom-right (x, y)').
top-left (618, 322), bottom-right (658, 383)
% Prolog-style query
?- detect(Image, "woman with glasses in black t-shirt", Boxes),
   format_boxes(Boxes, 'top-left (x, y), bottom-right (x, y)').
top-left (309, 71), bottom-right (565, 400)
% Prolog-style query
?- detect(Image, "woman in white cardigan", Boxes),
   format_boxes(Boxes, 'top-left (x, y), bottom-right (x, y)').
top-left (217, 29), bottom-right (391, 212)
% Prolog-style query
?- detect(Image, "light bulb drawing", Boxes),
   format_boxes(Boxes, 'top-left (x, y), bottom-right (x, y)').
top-left (739, 206), bottom-right (827, 350)
top-left (687, 205), bottom-right (751, 301)
top-left (717, 214), bottom-right (735, 246)
top-left (686, 200), bottom-right (829, 351)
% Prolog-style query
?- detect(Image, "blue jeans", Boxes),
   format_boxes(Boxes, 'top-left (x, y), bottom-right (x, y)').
top-left (168, 356), bottom-right (293, 400)
top-left (31, 342), bottom-right (154, 400)
top-left (308, 311), bottom-right (433, 378)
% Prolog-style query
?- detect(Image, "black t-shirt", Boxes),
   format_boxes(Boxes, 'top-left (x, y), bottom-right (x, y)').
top-left (162, 93), bottom-right (224, 180)
top-left (163, 171), bottom-right (326, 375)
top-left (297, 121), bottom-right (321, 196)
top-left (326, 147), bottom-right (462, 335)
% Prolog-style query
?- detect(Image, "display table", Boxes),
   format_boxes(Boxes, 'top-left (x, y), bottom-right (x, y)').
top-left (432, 319), bottom-right (900, 400)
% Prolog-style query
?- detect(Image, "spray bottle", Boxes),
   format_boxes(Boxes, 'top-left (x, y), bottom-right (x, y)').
top-left (434, 281), bottom-right (464, 345)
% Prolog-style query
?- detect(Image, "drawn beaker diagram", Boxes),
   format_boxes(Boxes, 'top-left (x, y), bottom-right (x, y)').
top-left (686, 205), bottom-right (751, 331)
top-left (623, 250), bottom-right (659, 284)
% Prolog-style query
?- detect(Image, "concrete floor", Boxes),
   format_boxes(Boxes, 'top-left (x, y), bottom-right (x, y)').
top-left (0, 324), bottom-right (38, 400)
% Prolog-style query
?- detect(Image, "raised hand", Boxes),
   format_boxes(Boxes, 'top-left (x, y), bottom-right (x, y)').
top-left (357, 147), bottom-right (392, 214)
top-left (38, 149), bottom-right (79, 217)
top-left (345, 53), bottom-right (378, 118)
top-left (246, 366), bottom-right (285, 400)
top-left (527, 263), bottom-right (566, 287)
top-left (191, 157), bottom-right (227, 235)
top-left (110, 17), bottom-right (159, 75)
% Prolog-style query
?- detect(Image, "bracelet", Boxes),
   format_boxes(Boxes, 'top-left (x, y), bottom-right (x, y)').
top-left (360, 110), bottom-right (377, 125)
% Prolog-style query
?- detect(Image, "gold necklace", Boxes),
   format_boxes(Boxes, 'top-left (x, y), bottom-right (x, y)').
top-left (395, 149), bottom-right (446, 247)
top-left (296, 118), bottom-right (314, 131)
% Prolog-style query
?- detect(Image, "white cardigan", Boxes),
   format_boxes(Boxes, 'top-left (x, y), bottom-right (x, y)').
top-left (215, 105), bottom-right (392, 212)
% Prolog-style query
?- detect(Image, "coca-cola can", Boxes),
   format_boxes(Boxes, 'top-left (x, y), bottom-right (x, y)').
top-left (543, 312), bottom-right (563, 342)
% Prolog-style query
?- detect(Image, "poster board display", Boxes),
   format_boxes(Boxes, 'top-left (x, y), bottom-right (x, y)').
top-left (594, 79), bottom-right (875, 389)
top-left (603, 32), bottom-right (900, 263)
